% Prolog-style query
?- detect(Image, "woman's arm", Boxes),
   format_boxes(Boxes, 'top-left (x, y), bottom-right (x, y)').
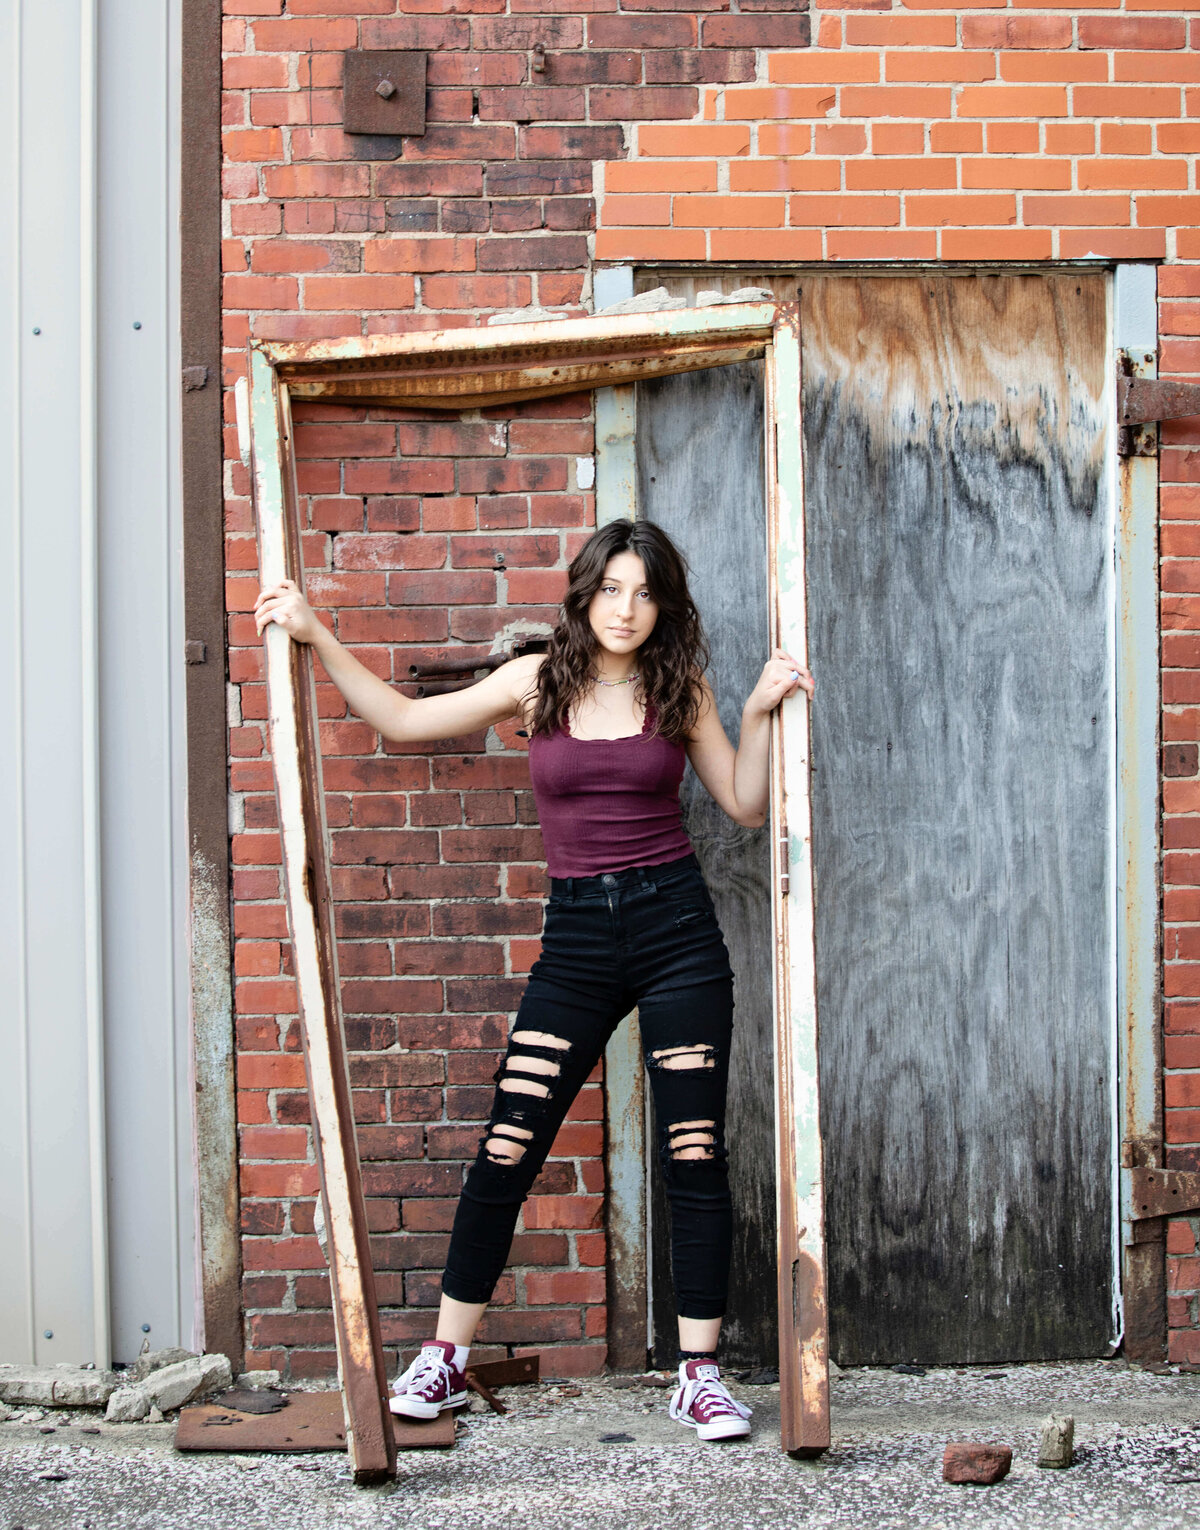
top-left (685, 650), bottom-right (813, 829)
top-left (254, 578), bottom-right (540, 744)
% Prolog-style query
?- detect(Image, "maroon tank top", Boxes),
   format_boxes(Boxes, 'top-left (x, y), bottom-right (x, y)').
top-left (527, 705), bottom-right (693, 879)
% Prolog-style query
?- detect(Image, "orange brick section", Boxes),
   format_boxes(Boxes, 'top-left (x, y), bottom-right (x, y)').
top-left (597, 14), bottom-right (1200, 264)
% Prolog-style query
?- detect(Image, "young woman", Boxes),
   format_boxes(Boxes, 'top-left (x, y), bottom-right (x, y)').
top-left (255, 518), bottom-right (812, 1443)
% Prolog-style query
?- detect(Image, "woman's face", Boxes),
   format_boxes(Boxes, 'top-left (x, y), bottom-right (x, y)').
top-left (587, 551), bottom-right (659, 659)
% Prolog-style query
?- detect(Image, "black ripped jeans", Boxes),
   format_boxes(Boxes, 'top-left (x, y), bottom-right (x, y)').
top-left (441, 852), bottom-right (736, 1320)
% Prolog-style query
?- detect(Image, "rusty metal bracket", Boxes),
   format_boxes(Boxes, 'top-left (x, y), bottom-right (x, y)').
top-left (1117, 375), bottom-right (1200, 427)
top-left (464, 1372), bottom-right (507, 1416)
top-left (1116, 363), bottom-right (1200, 458)
top-left (343, 51), bottom-right (426, 137)
top-left (1126, 1167), bottom-right (1200, 1221)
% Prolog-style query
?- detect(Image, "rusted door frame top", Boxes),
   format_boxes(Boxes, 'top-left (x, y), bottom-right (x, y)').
top-left (241, 302), bottom-right (828, 1468)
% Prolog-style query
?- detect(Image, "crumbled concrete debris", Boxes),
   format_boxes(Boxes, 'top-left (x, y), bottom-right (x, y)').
top-left (105, 1386), bottom-right (150, 1424)
top-left (943, 1441), bottom-right (1013, 1484)
top-left (132, 1347), bottom-right (198, 1383)
top-left (487, 308), bottom-right (569, 326)
top-left (695, 287), bottom-right (775, 307)
top-left (1038, 1413), bottom-right (1075, 1468)
top-left (235, 1371), bottom-right (282, 1392)
top-left (0, 1367), bottom-right (119, 1408)
top-left (104, 1355), bottom-right (232, 1422)
top-left (595, 287), bottom-right (688, 316)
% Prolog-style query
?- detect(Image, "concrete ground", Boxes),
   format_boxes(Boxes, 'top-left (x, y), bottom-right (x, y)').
top-left (2, 1361), bottom-right (1199, 1530)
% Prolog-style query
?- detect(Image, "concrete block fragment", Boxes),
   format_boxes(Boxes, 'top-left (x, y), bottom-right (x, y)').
top-left (235, 1370), bottom-right (282, 1391)
top-left (143, 1354), bottom-right (233, 1414)
top-left (695, 287), bottom-right (775, 308)
top-left (132, 1347), bottom-right (198, 1382)
top-left (105, 1385), bottom-right (151, 1423)
top-left (487, 307), bottom-right (568, 326)
top-left (595, 287), bottom-right (688, 316)
top-left (942, 1442), bottom-right (1012, 1484)
top-left (0, 1367), bottom-right (119, 1408)
top-left (1037, 1415), bottom-right (1074, 1468)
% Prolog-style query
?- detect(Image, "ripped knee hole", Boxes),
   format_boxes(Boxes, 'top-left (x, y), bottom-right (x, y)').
top-left (667, 1118), bottom-right (717, 1161)
top-left (496, 1030), bottom-right (572, 1100)
top-left (484, 1123), bottom-right (535, 1166)
top-left (649, 1044), bottom-right (718, 1072)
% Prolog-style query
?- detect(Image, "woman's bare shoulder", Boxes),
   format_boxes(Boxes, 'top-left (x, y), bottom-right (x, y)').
top-left (503, 649), bottom-right (547, 719)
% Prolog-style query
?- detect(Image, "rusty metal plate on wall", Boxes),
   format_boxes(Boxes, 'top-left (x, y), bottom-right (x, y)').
top-left (343, 51), bottom-right (426, 137)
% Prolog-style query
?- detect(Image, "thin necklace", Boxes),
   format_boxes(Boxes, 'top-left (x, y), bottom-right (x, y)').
top-left (593, 672), bottom-right (639, 688)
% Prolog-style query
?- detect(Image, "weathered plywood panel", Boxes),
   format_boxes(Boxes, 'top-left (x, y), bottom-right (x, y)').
top-left (637, 362), bottom-right (778, 1368)
top-left (800, 273), bottom-right (1114, 1363)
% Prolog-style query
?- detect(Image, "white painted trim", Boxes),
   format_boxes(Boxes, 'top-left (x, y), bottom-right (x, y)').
top-left (1113, 264), bottom-right (1163, 1280)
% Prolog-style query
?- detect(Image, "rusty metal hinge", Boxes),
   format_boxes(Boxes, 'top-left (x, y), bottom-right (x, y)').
top-left (779, 830), bottom-right (790, 898)
top-left (1117, 369), bottom-right (1200, 458)
top-left (1125, 1166), bottom-right (1200, 1221)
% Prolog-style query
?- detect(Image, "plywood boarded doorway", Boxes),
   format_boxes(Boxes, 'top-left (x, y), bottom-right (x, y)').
top-left (638, 270), bottom-right (1116, 1365)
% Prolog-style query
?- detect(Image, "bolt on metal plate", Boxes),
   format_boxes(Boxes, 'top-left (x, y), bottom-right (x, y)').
top-left (343, 51), bottom-right (426, 137)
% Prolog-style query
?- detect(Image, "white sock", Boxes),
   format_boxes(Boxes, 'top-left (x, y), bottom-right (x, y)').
top-left (451, 1344), bottom-right (469, 1371)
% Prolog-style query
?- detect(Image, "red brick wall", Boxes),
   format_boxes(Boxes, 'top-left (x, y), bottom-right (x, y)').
top-left (222, 0), bottom-right (1199, 1375)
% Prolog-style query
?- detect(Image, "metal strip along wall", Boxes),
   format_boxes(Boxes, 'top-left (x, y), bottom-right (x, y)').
top-left (180, 0), bottom-right (241, 1369)
top-left (1115, 264), bottom-right (1167, 1359)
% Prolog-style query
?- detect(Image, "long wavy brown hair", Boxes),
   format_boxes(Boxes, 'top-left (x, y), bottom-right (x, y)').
top-left (528, 519), bottom-right (710, 743)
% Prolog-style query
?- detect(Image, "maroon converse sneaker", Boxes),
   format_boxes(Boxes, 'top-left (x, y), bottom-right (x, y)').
top-left (669, 1360), bottom-right (752, 1442)
top-left (389, 1340), bottom-right (468, 1420)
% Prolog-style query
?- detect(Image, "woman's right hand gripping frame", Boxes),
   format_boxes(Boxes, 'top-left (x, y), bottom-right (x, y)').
top-left (254, 578), bottom-right (542, 747)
